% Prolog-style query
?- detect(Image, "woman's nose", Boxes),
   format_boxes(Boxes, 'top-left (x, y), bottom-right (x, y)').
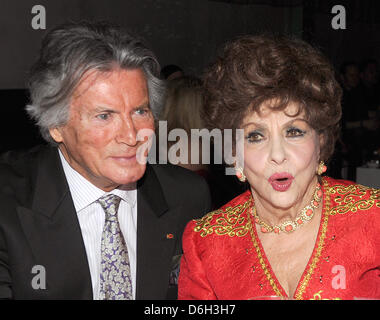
top-left (269, 135), bottom-right (287, 165)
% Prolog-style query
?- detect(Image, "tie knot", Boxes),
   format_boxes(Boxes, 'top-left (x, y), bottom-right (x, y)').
top-left (97, 194), bottom-right (122, 219)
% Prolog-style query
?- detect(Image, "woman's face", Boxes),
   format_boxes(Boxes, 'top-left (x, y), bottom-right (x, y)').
top-left (241, 102), bottom-right (321, 210)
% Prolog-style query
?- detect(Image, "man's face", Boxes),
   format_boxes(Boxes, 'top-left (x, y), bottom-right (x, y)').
top-left (50, 68), bottom-right (155, 191)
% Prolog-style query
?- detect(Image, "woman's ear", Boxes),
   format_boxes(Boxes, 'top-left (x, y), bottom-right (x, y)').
top-left (318, 132), bottom-right (325, 160)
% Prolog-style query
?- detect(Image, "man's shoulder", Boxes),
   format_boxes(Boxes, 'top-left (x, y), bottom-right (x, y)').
top-left (149, 164), bottom-right (208, 190)
top-left (0, 145), bottom-right (50, 200)
top-left (0, 145), bottom-right (46, 170)
top-left (147, 164), bottom-right (211, 213)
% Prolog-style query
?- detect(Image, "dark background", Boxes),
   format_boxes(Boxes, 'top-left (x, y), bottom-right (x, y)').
top-left (1, 0), bottom-right (379, 155)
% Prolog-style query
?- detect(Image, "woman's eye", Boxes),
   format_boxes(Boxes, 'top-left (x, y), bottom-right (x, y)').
top-left (286, 127), bottom-right (306, 137)
top-left (245, 131), bottom-right (264, 143)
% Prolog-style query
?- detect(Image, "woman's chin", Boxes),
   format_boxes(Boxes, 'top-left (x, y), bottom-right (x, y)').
top-left (264, 192), bottom-right (297, 210)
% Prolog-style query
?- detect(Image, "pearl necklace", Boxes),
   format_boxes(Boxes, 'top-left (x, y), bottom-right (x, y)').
top-left (251, 183), bottom-right (323, 234)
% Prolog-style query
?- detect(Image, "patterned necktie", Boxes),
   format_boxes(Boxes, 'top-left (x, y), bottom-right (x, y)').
top-left (98, 194), bottom-right (133, 300)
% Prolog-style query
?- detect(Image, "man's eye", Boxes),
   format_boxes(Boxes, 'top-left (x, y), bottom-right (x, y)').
top-left (245, 131), bottom-right (263, 143)
top-left (96, 113), bottom-right (110, 120)
top-left (286, 127), bottom-right (306, 137)
top-left (135, 108), bottom-right (150, 116)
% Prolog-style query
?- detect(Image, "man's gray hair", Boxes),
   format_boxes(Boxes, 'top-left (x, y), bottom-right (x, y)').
top-left (26, 21), bottom-right (165, 144)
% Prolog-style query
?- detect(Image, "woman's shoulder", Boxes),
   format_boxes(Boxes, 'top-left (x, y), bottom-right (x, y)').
top-left (323, 176), bottom-right (380, 216)
top-left (324, 175), bottom-right (379, 190)
top-left (185, 190), bottom-right (252, 239)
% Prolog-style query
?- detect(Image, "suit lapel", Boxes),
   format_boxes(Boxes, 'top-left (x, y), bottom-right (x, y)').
top-left (136, 164), bottom-right (179, 300)
top-left (16, 147), bottom-right (93, 299)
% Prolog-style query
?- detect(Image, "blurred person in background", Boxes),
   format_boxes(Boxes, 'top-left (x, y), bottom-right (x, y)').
top-left (159, 76), bottom-right (209, 177)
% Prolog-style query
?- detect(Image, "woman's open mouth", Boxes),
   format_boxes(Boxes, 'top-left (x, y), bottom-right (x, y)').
top-left (268, 172), bottom-right (294, 192)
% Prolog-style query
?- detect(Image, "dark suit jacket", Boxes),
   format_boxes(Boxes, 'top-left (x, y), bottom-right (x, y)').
top-left (0, 146), bottom-right (211, 299)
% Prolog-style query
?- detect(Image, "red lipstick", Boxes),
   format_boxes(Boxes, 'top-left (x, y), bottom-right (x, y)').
top-left (268, 172), bottom-right (294, 192)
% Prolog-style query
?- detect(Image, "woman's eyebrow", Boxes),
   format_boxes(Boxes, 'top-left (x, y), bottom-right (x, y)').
top-left (241, 121), bottom-right (266, 129)
top-left (241, 116), bottom-right (310, 130)
top-left (284, 118), bottom-right (309, 126)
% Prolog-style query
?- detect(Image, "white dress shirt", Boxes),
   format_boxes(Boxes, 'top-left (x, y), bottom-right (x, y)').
top-left (58, 150), bottom-right (137, 299)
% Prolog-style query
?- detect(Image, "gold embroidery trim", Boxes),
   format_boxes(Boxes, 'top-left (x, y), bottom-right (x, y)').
top-left (294, 177), bottom-right (330, 300)
top-left (329, 183), bottom-right (380, 215)
top-left (193, 179), bottom-right (378, 298)
top-left (246, 178), bottom-right (331, 299)
top-left (310, 290), bottom-right (341, 300)
top-left (193, 199), bottom-right (251, 237)
top-left (247, 207), bottom-right (283, 297)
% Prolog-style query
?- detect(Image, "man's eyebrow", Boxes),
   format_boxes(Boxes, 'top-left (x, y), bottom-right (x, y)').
top-left (133, 101), bottom-right (150, 109)
top-left (93, 107), bottom-right (117, 113)
top-left (92, 101), bottom-right (150, 113)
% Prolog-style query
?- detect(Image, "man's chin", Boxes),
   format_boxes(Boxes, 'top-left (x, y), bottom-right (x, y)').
top-left (113, 168), bottom-right (146, 185)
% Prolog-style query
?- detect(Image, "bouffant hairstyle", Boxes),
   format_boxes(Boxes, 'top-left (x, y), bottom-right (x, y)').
top-left (203, 34), bottom-right (342, 162)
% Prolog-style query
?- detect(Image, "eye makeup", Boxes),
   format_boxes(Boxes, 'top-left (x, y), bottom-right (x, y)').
top-left (286, 127), bottom-right (307, 138)
top-left (245, 130), bottom-right (264, 143)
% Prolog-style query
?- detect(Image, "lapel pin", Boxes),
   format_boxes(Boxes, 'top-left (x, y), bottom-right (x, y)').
top-left (166, 233), bottom-right (174, 239)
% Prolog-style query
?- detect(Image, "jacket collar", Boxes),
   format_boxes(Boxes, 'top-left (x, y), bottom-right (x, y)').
top-left (32, 147), bottom-right (169, 219)
top-left (137, 163), bottom-right (169, 217)
top-left (32, 146), bottom-right (71, 219)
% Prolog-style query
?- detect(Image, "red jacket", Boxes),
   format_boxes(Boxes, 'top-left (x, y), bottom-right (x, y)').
top-left (179, 177), bottom-right (380, 300)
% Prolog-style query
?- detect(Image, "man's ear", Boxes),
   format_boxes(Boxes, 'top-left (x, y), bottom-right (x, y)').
top-left (49, 127), bottom-right (64, 144)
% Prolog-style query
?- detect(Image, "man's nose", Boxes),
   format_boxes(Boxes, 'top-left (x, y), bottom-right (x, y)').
top-left (116, 116), bottom-right (138, 146)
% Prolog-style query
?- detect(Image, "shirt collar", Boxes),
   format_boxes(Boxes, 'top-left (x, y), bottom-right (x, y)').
top-left (58, 149), bottom-right (137, 212)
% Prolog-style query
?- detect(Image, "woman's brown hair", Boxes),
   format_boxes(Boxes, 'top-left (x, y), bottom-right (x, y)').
top-left (203, 34), bottom-right (342, 162)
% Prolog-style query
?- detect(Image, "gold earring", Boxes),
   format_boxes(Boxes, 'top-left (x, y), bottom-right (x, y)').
top-left (317, 161), bottom-right (327, 175)
top-left (235, 167), bottom-right (247, 182)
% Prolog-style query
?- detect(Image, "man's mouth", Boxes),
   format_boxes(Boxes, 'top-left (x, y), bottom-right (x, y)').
top-left (110, 155), bottom-right (137, 164)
